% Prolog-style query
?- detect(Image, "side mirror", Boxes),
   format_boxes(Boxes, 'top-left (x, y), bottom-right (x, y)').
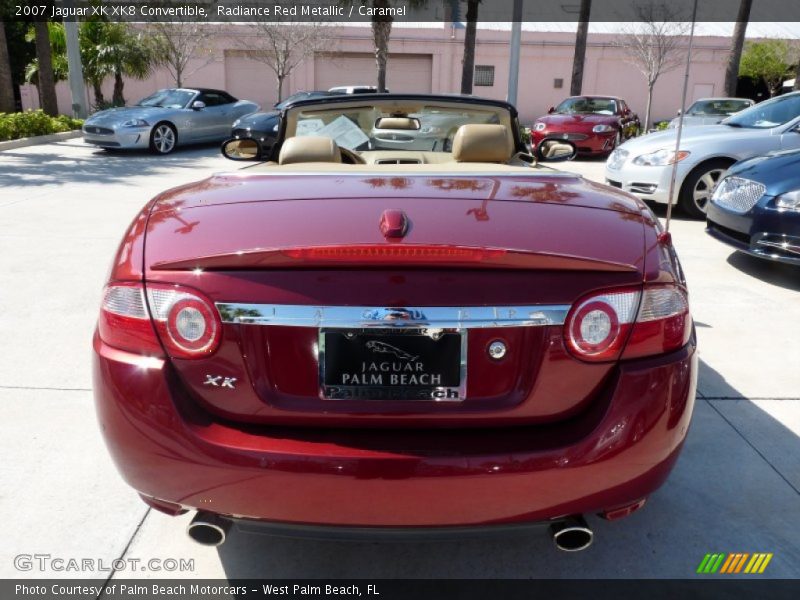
top-left (623, 108), bottom-right (631, 116)
top-left (547, 106), bottom-right (555, 114)
top-left (191, 100), bottom-right (206, 110)
top-left (535, 139), bottom-right (578, 162)
top-left (676, 109), bottom-right (682, 116)
top-left (221, 138), bottom-right (261, 161)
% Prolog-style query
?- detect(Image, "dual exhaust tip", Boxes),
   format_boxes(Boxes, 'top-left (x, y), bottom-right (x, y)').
top-left (549, 515), bottom-right (594, 552)
top-left (187, 511), bottom-right (593, 552)
top-left (187, 512), bottom-right (231, 547)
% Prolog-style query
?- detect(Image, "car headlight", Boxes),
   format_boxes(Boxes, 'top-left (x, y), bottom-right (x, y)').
top-left (120, 119), bottom-right (149, 128)
top-left (232, 118), bottom-right (241, 128)
top-left (632, 148), bottom-right (690, 166)
top-left (534, 122), bottom-right (546, 132)
top-left (775, 190), bottom-right (800, 211)
top-left (592, 124), bottom-right (614, 133)
top-left (272, 123), bottom-right (279, 133)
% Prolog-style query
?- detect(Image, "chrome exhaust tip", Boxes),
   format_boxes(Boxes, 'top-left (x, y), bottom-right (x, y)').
top-left (187, 512), bottom-right (232, 547)
top-left (549, 515), bottom-right (593, 552)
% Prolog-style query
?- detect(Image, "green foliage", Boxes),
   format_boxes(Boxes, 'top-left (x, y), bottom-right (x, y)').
top-left (0, 110), bottom-right (83, 142)
top-left (519, 124), bottom-right (532, 144)
top-left (24, 21), bottom-right (157, 105)
top-left (739, 40), bottom-right (797, 96)
top-left (654, 120), bottom-right (670, 131)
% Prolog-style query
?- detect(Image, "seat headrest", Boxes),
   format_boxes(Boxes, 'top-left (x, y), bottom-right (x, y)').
top-left (279, 136), bottom-right (342, 165)
top-left (452, 124), bottom-right (513, 163)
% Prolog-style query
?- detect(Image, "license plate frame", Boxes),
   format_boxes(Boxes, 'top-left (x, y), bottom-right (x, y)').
top-left (319, 328), bottom-right (466, 401)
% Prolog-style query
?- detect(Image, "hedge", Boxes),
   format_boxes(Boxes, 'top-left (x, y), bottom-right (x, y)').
top-left (0, 110), bottom-right (84, 142)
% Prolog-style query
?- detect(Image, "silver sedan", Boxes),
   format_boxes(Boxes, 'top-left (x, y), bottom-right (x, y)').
top-left (82, 88), bottom-right (259, 155)
top-left (605, 92), bottom-right (800, 218)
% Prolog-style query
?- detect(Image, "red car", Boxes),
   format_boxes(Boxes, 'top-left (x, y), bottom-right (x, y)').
top-left (93, 95), bottom-right (695, 552)
top-left (532, 96), bottom-right (640, 156)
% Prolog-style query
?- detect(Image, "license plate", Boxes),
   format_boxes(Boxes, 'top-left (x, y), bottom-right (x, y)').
top-left (319, 328), bottom-right (465, 401)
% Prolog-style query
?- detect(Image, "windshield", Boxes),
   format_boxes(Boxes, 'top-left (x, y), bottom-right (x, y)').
top-left (289, 102), bottom-right (509, 152)
top-left (136, 89), bottom-right (195, 109)
top-left (688, 99), bottom-right (752, 116)
top-left (554, 97), bottom-right (617, 115)
top-left (724, 94), bottom-right (800, 129)
top-left (276, 92), bottom-right (332, 110)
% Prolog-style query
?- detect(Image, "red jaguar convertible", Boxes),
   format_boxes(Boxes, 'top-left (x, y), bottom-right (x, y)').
top-left (531, 96), bottom-right (640, 156)
top-left (93, 95), bottom-right (696, 552)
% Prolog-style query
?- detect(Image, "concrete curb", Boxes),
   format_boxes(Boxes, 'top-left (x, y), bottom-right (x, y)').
top-left (0, 130), bottom-right (82, 152)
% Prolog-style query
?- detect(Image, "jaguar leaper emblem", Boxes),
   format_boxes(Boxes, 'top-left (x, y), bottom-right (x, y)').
top-left (365, 341), bottom-right (418, 362)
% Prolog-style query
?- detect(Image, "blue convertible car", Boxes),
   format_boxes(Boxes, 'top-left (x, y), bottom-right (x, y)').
top-left (706, 149), bottom-right (800, 266)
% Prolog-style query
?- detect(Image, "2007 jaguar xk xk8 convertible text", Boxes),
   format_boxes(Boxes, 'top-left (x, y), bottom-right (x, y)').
top-left (93, 95), bottom-right (697, 552)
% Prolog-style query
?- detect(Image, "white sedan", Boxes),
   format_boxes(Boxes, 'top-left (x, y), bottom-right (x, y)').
top-left (605, 92), bottom-right (800, 218)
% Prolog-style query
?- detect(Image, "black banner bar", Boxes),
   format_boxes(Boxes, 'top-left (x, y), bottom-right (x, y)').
top-left (3, 0), bottom-right (800, 22)
top-left (3, 579), bottom-right (800, 600)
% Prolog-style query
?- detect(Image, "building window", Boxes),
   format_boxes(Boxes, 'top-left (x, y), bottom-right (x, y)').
top-left (554, 78), bottom-right (564, 89)
top-left (474, 65), bottom-right (495, 87)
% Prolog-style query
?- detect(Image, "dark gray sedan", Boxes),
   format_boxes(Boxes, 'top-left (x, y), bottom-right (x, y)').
top-left (82, 88), bottom-right (259, 155)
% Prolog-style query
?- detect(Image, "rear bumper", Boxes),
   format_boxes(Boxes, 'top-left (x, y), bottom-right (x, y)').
top-left (93, 334), bottom-right (697, 528)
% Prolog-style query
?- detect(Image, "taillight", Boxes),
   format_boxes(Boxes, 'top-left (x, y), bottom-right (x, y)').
top-left (99, 283), bottom-right (164, 356)
top-left (565, 284), bottom-right (690, 362)
top-left (98, 282), bottom-right (221, 359)
top-left (565, 288), bottom-right (640, 362)
top-left (621, 285), bottom-right (690, 360)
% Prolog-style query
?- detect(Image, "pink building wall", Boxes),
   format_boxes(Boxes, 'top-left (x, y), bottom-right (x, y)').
top-left (21, 23), bottom-right (734, 126)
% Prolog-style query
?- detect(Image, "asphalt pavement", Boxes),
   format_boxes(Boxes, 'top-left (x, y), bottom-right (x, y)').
top-left (0, 140), bottom-right (797, 580)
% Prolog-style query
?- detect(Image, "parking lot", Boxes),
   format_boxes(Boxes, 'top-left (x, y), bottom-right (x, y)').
top-left (1, 139), bottom-right (798, 580)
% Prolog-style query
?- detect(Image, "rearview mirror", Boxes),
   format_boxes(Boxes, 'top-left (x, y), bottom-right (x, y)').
top-left (191, 100), bottom-right (206, 110)
top-left (221, 138), bottom-right (261, 161)
top-left (374, 117), bottom-right (421, 130)
top-left (536, 139), bottom-right (578, 162)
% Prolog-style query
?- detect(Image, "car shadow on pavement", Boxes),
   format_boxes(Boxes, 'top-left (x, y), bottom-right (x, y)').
top-left (725, 251), bottom-right (800, 292)
top-left (212, 359), bottom-right (800, 579)
top-left (0, 142), bottom-right (224, 188)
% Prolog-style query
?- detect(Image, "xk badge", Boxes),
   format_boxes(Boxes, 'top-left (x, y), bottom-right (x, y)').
top-left (204, 375), bottom-right (237, 389)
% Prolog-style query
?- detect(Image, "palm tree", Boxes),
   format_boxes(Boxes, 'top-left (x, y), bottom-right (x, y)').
top-left (0, 21), bottom-right (15, 112)
top-left (724, 0), bottom-right (753, 97)
top-left (570, 0), bottom-right (592, 96)
top-left (358, 0), bottom-right (427, 92)
top-left (85, 22), bottom-right (155, 107)
top-left (460, 0), bottom-right (480, 94)
top-left (33, 21), bottom-right (58, 115)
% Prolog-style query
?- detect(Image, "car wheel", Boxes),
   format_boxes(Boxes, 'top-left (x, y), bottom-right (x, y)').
top-left (150, 123), bottom-right (177, 155)
top-left (678, 159), bottom-right (731, 219)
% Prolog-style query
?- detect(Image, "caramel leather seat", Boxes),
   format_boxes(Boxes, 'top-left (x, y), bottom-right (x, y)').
top-left (451, 124), bottom-right (514, 163)
top-left (278, 136), bottom-right (342, 165)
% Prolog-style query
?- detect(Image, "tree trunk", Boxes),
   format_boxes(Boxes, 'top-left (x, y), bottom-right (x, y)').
top-left (0, 21), bottom-right (16, 113)
top-left (460, 0), bottom-right (479, 95)
top-left (644, 84), bottom-right (654, 133)
top-left (113, 70), bottom-right (125, 106)
top-left (371, 1), bottom-right (393, 93)
top-left (794, 61), bottom-right (800, 91)
top-left (92, 81), bottom-right (105, 107)
top-left (570, 0), bottom-right (591, 96)
top-left (723, 0), bottom-right (753, 97)
top-left (277, 74), bottom-right (284, 102)
top-left (34, 21), bottom-right (58, 115)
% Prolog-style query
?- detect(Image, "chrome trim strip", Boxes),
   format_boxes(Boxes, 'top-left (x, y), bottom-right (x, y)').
top-left (216, 304), bottom-right (569, 328)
